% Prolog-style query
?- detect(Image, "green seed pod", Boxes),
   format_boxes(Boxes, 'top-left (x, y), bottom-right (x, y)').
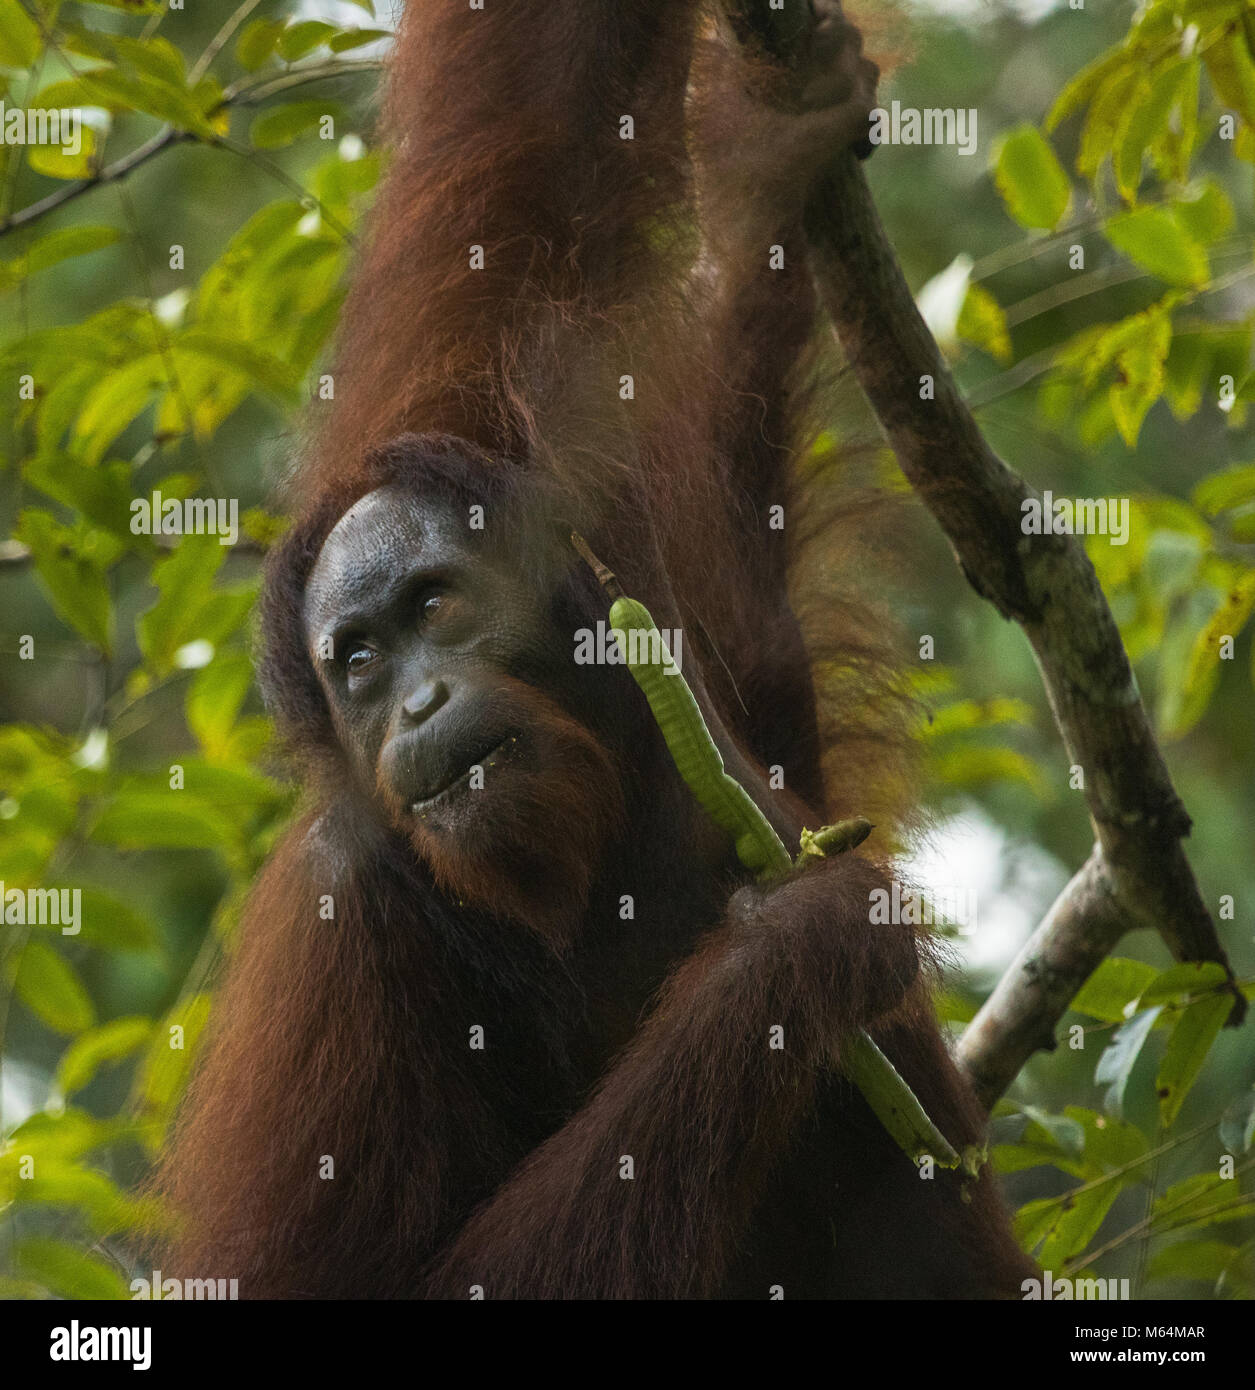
top-left (608, 595), bottom-right (792, 878)
top-left (574, 536), bottom-right (965, 1172)
top-left (844, 1033), bottom-right (962, 1170)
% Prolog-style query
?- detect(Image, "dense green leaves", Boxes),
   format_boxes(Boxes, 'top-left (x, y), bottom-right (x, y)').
top-left (0, 0), bottom-right (392, 1300)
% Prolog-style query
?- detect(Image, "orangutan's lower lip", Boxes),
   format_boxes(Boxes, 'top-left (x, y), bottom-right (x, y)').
top-left (407, 737), bottom-right (512, 812)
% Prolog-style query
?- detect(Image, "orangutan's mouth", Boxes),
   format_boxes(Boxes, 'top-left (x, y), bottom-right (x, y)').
top-left (407, 736), bottom-right (514, 812)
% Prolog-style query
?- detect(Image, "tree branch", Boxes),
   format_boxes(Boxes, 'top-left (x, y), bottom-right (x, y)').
top-left (2, 127), bottom-right (188, 235)
top-left (954, 849), bottom-right (1126, 1110)
top-left (723, 0), bottom-right (1244, 1108)
top-left (0, 59), bottom-right (381, 239)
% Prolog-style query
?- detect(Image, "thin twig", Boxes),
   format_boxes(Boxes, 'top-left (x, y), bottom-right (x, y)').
top-left (0, 60), bottom-right (382, 240)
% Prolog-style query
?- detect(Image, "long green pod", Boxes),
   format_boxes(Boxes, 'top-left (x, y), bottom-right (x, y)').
top-left (608, 596), bottom-right (792, 878)
top-left (590, 560), bottom-right (964, 1172)
top-left (844, 1033), bottom-right (962, 1169)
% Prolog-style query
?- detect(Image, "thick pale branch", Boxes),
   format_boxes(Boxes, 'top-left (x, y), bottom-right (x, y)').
top-left (955, 849), bottom-right (1126, 1110)
top-left (724, 0), bottom-right (1243, 1108)
top-left (800, 154), bottom-right (1241, 1027)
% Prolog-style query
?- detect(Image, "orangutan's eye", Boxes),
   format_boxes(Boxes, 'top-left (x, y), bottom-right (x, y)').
top-left (346, 645), bottom-right (378, 675)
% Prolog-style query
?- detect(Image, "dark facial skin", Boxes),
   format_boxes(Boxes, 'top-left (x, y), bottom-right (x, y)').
top-left (304, 485), bottom-right (564, 817)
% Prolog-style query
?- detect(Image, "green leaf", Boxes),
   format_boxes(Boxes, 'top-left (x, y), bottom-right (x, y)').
top-left (0, 226), bottom-right (120, 294)
top-left (1203, 30), bottom-right (1255, 124)
top-left (66, 888), bottom-right (156, 952)
top-left (1072, 957), bottom-right (1161, 1022)
top-left (1106, 207), bottom-right (1209, 287)
top-left (276, 19), bottom-right (337, 61)
top-left (1136, 493), bottom-right (1212, 542)
top-left (1165, 329), bottom-right (1213, 420)
top-left (7, 1105), bottom-right (118, 1162)
top-left (1138, 960), bottom-right (1230, 1008)
top-left (995, 1109), bottom-right (1087, 1179)
top-left (169, 759), bottom-right (286, 815)
top-left (12, 941), bottom-right (96, 1035)
top-left (0, 0), bottom-right (40, 67)
top-left (186, 651), bottom-right (255, 757)
top-left (175, 330), bottom-right (299, 401)
top-left (137, 534), bottom-right (227, 674)
top-left (1073, 1107), bottom-right (1149, 1176)
top-left (56, 1017), bottom-right (153, 1096)
top-left (956, 283), bottom-right (1012, 363)
top-left (1148, 1239), bottom-right (1238, 1285)
top-left (1095, 1006), bottom-right (1161, 1118)
top-left (90, 790), bottom-right (238, 851)
top-left (13, 509), bottom-right (114, 652)
top-left (1159, 62), bottom-right (1199, 184)
top-left (24, 455), bottom-right (135, 538)
top-left (15, 1238), bottom-right (130, 1300)
top-left (1078, 66), bottom-right (1143, 181)
top-left (1014, 1195), bottom-right (1065, 1252)
top-left (1046, 48), bottom-right (1130, 132)
top-left (137, 993), bottom-right (212, 1140)
top-left (1173, 180), bottom-right (1234, 245)
top-left (1112, 73), bottom-right (1153, 201)
top-left (1107, 303), bottom-right (1173, 448)
top-left (1019, 1105), bottom-right (1087, 1157)
top-left (1193, 465), bottom-right (1255, 517)
top-left (1, 1156), bottom-right (154, 1233)
top-left (110, 33), bottom-right (186, 86)
top-left (73, 353), bottom-right (167, 463)
top-left (327, 28), bottom-right (392, 52)
top-left (1042, 1184), bottom-right (1123, 1269)
top-left (236, 17), bottom-right (282, 69)
top-left (315, 149), bottom-right (382, 208)
top-left (1116, 64), bottom-right (1195, 199)
top-left (921, 697), bottom-right (1033, 739)
top-left (62, 65), bottom-right (214, 135)
top-left (1154, 1173), bottom-right (1255, 1233)
top-left (1168, 568), bottom-right (1255, 738)
top-left (1016, 1185), bottom-right (1121, 1269)
top-left (993, 1142), bottom-right (1085, 1177)
top-left (1157, 994), bottom-right (1233, 1127)
top-left (74, 0), bottom-right (161, 10)
top-left (137, 533), bottom-right (255, 675)
top-left (26, 129), bottom-right (98, 184)
top-left (929, 745), bottom-right (1048, 796)
top-left (993, 126), bottom-right (1070, 230)
top-left (249, 100), bottom-right (335, 149)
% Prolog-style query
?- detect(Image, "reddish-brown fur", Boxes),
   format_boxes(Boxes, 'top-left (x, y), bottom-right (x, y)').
top-left (152, 0), bottom-right (1036, 1298)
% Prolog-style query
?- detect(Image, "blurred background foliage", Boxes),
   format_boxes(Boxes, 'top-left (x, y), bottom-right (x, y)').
top-left (0, 0), bottom-right (1252, 1300)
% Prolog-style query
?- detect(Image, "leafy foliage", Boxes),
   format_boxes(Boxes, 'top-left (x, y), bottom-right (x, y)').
top-left (0, 0), bottom-right (381, 1299)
